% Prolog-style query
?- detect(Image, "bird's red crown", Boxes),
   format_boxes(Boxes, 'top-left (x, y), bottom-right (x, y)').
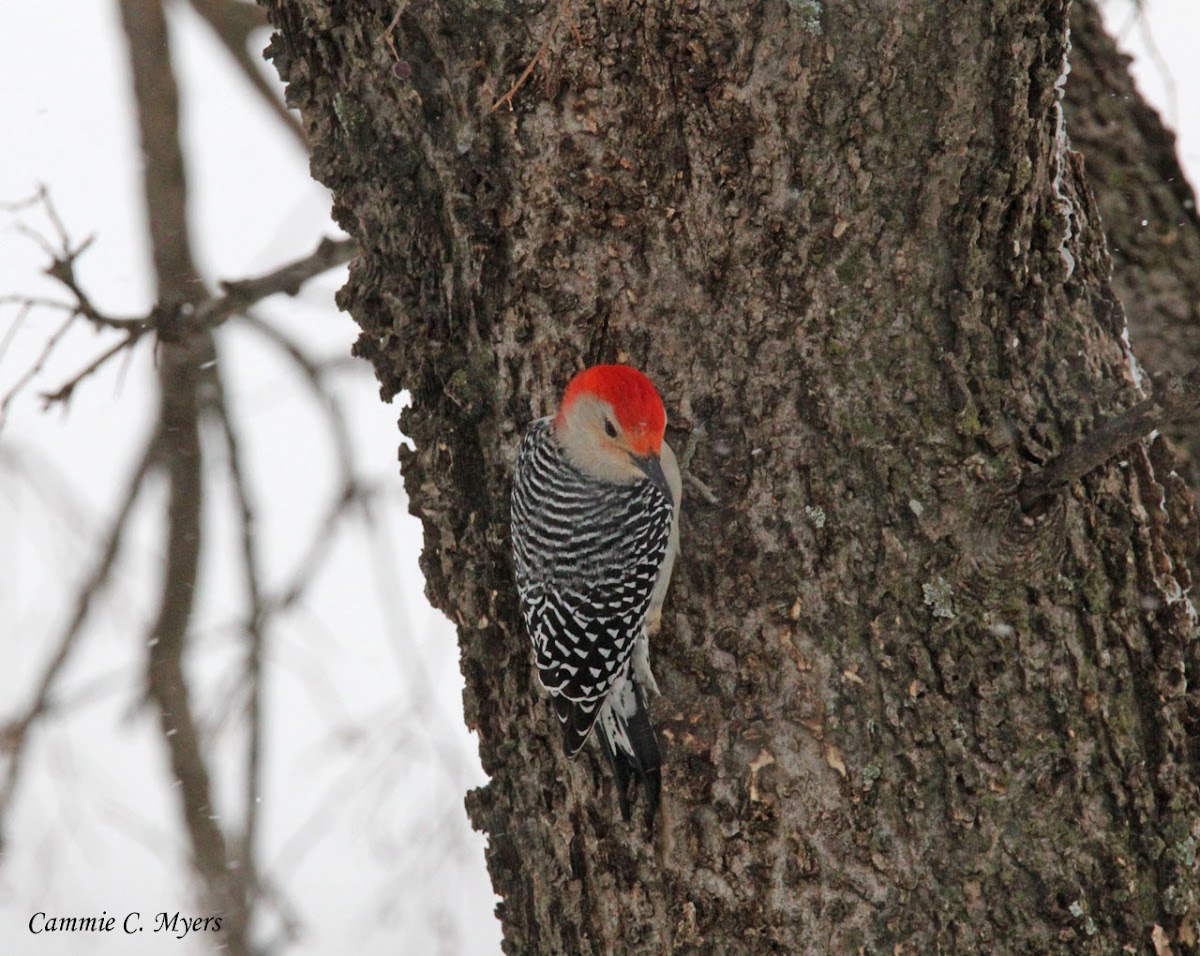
top-left (557, 364), bottom-right (666, 455)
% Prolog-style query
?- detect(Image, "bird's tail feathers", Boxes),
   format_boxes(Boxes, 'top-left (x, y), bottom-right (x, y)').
top-left (596, 674), bottom-right (661, 828)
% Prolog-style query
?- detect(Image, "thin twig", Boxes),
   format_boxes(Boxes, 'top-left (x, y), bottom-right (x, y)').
top-left (12, 220), bottom-right (62, 262)
top-left (678, 425), bottom-right (719, 504)
top-left (193, 237), bottom-right (357, 330)
top-left (186, 0), bottom-right (308, 150)
top-left (240, 309), bottom-right (379, 614)
top-left (119, 0), bottom-right (251, 947)
top-left (208, 358), bottom-right (266, 893)
top-left (234, 311), bottom-right (356, 480)
top-left (0, 312), bottom-right (78, 430)
top-left (0, 300), bottom-right (28, 368)
top-left (0, 431), bottom-right (159, 844)
top-left (380, 1), bottom-right (411, 62)
top-left (38, 185), bottom-right (74, 249)
top-left (4, 190), bottom-right (147, 331)
top-left (6, 183), bottom-right (79, 261)
top-left (23, 202), bottom-right (146, 330)
top-left (270, 482), bottom-right (371, 612)
top-left (0, 188), bottom-right (51, 216)
top-left (0, 294), bottom-right (79, 315)
top-left (2, 214), bottom-right (351, 427)
top-left (39, 330), bottom-right (144, 410)
top-left (43, 246), bottom-right (148, 330)
top-left (490, 1), bottom-right (570, 112)
top-left (1018, 365), bottom-right (1200, 509)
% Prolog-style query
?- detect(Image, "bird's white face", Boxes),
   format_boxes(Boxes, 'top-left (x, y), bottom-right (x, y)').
top-left (556, 394), bottom-right (663, 487)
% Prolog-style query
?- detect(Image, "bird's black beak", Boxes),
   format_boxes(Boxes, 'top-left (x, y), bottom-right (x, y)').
top-left (633, 454), bottom-right (671, 501)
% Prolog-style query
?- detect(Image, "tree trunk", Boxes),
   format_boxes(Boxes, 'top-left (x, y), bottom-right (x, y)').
top-left (1065, 0), bottom-right (1200, 499)
top-left (261, 0), bottom-right (1200, 951)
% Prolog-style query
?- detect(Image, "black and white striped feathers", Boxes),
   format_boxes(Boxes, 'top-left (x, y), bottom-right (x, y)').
top-left (511, 418), bottom-right (674, 759)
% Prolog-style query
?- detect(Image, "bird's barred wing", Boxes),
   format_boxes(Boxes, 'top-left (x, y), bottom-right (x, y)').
top-left (522, 574), bottom-right (656, 702)
top-left (518, 527), bottom-right (669, 757)
top-left (511, 418), bottom-right (674, 756)
top-left (517, 474), bottom-right (672, 694)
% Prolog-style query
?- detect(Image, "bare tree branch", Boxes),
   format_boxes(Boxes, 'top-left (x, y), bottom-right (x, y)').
top-left (234, 311), bottom-right (377, 615)
top-left (118, 0), bottom-right (254, 949)
top-left (0, 311), bottom-right (76, 429)
top-left (2, 222), bottom-right (352, 429)
top-left (194, 236), bottom-right (356, 330)
top-left (42, 238), bottom-right (148, 331)
top-left (6, 187), bottom-right (86, 263)
top-left (1, 5), bottom-right (368, 951)
top-left (208, 361), bottom-right (266, 897)
top-left (119, 0), bottom-right (200, 299)
top-left (5, 190), bottom-right (146, 330)
top-left (143, 352), bottom-right (254, 947)
top-left (0, 300), bottom-right (31, 366)
top-left (0, 431), bottom-right (159, 847)
top-left (1, 189), bottom-right (145, 426)
top-left (39, 330), bottom-right (145, 409)
top-left (274, 481), bottom-right (374, 613)
top-left (235, 310), bottom-right (357, 478)
top-left (185, 0), bottom-right (308, 151)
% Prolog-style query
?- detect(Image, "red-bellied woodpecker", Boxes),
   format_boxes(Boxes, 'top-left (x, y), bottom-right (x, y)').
top-left (511, 364), bottom-right (681, 826)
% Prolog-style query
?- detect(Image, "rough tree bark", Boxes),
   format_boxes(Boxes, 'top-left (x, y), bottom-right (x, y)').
top-left (1065, 1), bottom-right (1200, 494)
top-left (261, 0), bottom-right (1200, 952)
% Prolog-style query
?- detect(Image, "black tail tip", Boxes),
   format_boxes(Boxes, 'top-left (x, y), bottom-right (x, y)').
top-left (598, 727), bottom-right (661, 830)
top-left (610, 758), bottom-right (660, 828)
top-left (639, 766), bottom-right (661, 830)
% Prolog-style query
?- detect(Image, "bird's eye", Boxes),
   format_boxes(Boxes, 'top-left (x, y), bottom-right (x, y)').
top-left (604, 419), bottom-right (618, 439)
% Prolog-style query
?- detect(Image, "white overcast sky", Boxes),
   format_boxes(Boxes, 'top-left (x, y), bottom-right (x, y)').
top-left (0, 2), bottom-right (1196, 955)
top-left (0, 2), bottom-right (498, 954)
